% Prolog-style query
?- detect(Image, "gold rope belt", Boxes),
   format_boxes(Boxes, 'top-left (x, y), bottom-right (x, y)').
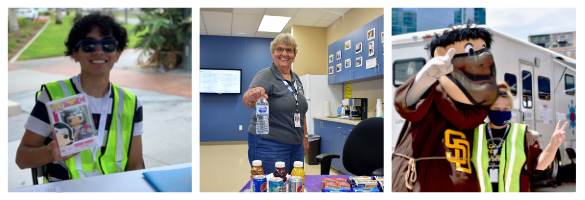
top-left (393, 153), bottom-right (470, 190)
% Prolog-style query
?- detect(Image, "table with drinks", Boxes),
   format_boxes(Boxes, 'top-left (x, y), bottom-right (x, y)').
top-left (240, 160), bottom-right (383, 193)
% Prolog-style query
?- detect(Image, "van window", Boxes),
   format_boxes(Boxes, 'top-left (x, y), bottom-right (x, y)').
top-left (538, 76), bottom-right (551, 100)
top-left (565, 74), bottom-right (575, 95)
top-left (504, 73), bottom-right (517, 96)
top-left (522, 70), bottom-right (533, 108)
top-left (393, 58), bottom-right (425, 87)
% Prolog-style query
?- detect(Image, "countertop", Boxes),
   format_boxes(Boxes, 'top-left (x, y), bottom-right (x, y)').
top-left (313, 116), bottom-right (361, 125)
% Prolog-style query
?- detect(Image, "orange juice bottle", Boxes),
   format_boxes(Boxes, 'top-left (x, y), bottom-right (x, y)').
top-left (291, 161), bottom-right (305, 186)
top-left (250, 160), bottom-right (264, 179)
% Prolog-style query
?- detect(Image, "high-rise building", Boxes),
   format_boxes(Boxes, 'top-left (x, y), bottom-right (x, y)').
top-left (392, 8), bottom-right (486, 36)
top-left (528, 31), bottom-right (576, 59)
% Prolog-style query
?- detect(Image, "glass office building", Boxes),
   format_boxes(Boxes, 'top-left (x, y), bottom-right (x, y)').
top-left (392, 8), bottom-right (486, 35)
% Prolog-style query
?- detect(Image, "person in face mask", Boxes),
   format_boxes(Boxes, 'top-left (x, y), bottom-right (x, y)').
top-left (472, 82), bottom-right (568, 192)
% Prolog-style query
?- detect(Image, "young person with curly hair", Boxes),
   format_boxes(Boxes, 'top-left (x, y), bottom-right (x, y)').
top-left (16, 12), bottom-right (145, 183)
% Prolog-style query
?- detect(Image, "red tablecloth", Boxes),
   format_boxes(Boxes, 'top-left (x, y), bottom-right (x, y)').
top-left (239, 175), bottom-right (351, 192)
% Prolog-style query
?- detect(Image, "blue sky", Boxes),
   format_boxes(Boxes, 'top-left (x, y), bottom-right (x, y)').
top-left (487, 8), bottom-right (576, 41)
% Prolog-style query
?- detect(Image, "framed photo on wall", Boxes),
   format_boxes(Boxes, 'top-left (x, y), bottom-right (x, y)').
top-left (336, 63), bottom-right (342, 72)
top-left (329, 66), bottom-right (334, 74)
top-left (369, 41), bottom-right (374, 57)
top-left (329, 54), bottom-right (333, 63)
top-left (336, 51), bottom-right (341, 60)
top-left (355, 42), bottom-right (362, 54)
top-left (345, 40), bottom-right (351, 50)
top-left (367, 28), bottom-right (375, 40)
top-left (345, 58), bottom-right (351, 68)
top-left (356, 56), bottom-right (363, 67)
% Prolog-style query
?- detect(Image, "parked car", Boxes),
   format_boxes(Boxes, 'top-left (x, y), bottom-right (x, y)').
top-left (16, 8), bottom-right (39, 21)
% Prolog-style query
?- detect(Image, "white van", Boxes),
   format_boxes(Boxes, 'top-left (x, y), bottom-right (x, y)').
top-left (391, 26), bottom-right (576, 181)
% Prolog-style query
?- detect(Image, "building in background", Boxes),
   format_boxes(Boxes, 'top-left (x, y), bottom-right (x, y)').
top-left (529, 31), bottom-right (576, 59)
top-left (392, 8), bottom-right (486, 36)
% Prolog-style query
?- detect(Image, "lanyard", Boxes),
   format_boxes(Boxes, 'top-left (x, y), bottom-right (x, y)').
top-left (76, 74), bottom-right (111, 176)
top-left (486, 122), bottom-right (510, 157)
top-left (282, 80), bottom-right (299, 113)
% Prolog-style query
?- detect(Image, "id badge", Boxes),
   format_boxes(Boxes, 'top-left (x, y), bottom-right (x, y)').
top-left (294, 113), bottom-right (301, 127)
top-left (489, 168), bottom-right (498, 183)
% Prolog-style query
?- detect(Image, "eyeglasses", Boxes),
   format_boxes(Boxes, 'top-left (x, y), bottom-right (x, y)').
top-left (275, 47), bottom-right (294, 54)
top-left (76, 39), bottom-right (118, 53)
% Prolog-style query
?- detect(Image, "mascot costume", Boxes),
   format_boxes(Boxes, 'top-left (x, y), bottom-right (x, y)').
top-left (392, 23), bottom-right (498, 192)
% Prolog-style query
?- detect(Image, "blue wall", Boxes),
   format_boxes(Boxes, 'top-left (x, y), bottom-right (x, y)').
top-left (200, 35), bottom-right (274, 142)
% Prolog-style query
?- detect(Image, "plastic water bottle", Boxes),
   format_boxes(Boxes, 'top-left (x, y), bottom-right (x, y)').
top-left (256, 98), bottom-right (269, 134)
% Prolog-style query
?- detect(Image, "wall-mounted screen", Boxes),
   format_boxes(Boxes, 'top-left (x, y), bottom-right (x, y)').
top-left (199, 68), bottom-right (242, 94)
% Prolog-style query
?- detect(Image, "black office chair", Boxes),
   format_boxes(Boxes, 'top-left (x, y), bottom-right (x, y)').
top-left (315, 117), bottom-right (384, 176)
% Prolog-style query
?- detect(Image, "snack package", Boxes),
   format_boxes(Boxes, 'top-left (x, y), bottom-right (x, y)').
top-left (46, 93), bottom-right (99, 157)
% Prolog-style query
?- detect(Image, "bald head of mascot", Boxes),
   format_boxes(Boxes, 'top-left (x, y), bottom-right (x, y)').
top-left (430, 23), bottom-right (498, 107)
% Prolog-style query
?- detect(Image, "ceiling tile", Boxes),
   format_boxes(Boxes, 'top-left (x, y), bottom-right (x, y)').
top-left (293, 8), bottom-right (329, 19)
top-left (313, 19), bottom-right (335, 27)
top-left (287, 17), bottom-right (319, 26)
top-left (233, 8), bottom-right (265, 15)
top-left (199, 12), bottom-right (207, 35)
top-left (264, 8), bottom-right (299, 17)
top-left (232, 14), bottom-right (263, 36)
top-left (255, 31), bottom-right (280, 38)
top-left (321, 12), bottom-right (343, 21)
top-left (330, 8), bottom-right (351, 15)
top-left (202, 11), bottom-right (232, 36)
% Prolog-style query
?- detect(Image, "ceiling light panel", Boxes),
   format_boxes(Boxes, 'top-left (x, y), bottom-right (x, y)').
top-left (258, 15), bottom-right (291, 32)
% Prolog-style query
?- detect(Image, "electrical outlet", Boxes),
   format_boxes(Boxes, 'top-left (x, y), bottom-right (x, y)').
top-left (239, 125), bottom-right (242, 130)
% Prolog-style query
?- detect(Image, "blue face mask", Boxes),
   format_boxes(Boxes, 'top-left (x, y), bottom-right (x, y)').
top-left (489, 110), bottom-right (511, 126)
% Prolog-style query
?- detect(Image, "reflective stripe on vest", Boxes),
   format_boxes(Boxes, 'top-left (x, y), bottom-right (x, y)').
top-left (472, 123), bottom-right (526, 192)
top-left (43, 80), bottom-right (135, 179)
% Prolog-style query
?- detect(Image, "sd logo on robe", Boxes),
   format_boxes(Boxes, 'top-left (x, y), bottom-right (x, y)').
top-left (445, 129), bottom-right (471, 174)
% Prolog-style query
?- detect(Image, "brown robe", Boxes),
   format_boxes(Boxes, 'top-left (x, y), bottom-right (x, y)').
top-left (392, 76), bottom-right (489, 192)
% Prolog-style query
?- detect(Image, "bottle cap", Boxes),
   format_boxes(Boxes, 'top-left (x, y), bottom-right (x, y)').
top-left (275, 161), bottom-right (285, 168)
top-left (294, 161), bottom-right (303, 168)
top-left (252, 160), bottom-right (262, 166)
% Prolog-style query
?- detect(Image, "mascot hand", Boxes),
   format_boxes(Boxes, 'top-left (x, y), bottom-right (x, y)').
top-left (417, 48), bottom-right (456, 81)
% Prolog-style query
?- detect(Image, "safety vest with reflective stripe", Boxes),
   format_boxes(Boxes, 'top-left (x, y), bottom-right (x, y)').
top-left (472, 123), bottom-right (526, 192)
top-left (39, 79), bottom-right (136, 181)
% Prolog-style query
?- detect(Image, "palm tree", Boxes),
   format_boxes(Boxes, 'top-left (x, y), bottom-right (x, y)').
top-left (76, 8), bottom-right (82, 18)
top-left (9, 8), bottom-right (19, 33)
top-left (56, 8), bottom-right (63, 24)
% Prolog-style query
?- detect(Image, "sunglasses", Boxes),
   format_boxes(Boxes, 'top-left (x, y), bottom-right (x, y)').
top-left (76, 39), bottom-right (118, 53)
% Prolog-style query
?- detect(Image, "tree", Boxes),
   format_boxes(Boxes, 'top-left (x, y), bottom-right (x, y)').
top-left (132, 8), bottom-right (192, 69)
top-left (66, 8), bottom-right (70, 16)
top-left (56, 8), bottom-right (63, 24)
top-left (9, 8), bottom-right (19, 33)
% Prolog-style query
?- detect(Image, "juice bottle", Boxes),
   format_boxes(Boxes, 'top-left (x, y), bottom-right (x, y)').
top-left (291, 161), bottom-right (305, 186)
top-left (250, 160), bottom-right (264, 179)
top-left (273, 161), bottom-right (287, 183)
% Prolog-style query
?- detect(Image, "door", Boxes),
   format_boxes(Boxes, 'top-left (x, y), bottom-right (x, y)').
top-left (519, 63), bottom-right (535, 129)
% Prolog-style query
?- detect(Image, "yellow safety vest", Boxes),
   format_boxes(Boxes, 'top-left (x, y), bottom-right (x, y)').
top-left (38, 78), bottom-right (136, 182)
top-left (472, 123), bottom-right (526, 192)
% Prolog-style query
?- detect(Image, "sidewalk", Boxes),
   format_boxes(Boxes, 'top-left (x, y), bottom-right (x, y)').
top-left (7, 49), bottom-right (192, 189)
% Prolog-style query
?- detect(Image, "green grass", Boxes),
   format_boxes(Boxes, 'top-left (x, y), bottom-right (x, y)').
top-left (21, 29), bottom-right (32, 37)
top-left (15, 38), bottom-right (23, 43)
top-left (18, 14), bottom-right (147, 61)
top-left (8, 33), bottom-right (14, 37)
top-left (9, 41), bottom-right (17, 52)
